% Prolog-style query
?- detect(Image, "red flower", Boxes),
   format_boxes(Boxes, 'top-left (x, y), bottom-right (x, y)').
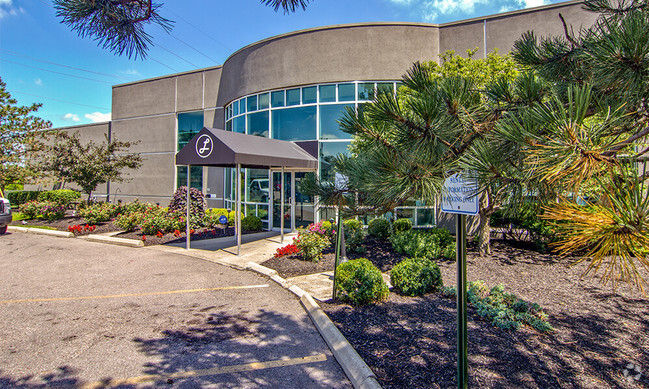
top-left (142, 236), bottom-right (146, 241)
top-left (274, 244), bottom-right (300, 258)
top-left (156, 231), bottom-right (164, 238)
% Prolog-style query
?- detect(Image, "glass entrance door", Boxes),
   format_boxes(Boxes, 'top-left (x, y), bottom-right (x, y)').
top-left (272, 171), bottom-right (292, 231)
top-left (294, 172), bottom-right (314, 228)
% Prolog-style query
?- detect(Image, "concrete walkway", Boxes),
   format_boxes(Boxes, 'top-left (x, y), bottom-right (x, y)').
top-left (153, 234), bottom-right (392, 302)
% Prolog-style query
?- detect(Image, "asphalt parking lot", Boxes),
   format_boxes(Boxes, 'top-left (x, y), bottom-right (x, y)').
top-left (0, 232), bottom-right (350, 388)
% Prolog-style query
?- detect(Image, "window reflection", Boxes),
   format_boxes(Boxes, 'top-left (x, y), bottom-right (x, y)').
top-left (271, 106), bottom-right (316, 141)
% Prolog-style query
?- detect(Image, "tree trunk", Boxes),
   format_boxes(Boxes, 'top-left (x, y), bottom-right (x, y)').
top-left (477, 209), bottom-right (491, 256)
top-left (477, 192), bottom-right (493, 256)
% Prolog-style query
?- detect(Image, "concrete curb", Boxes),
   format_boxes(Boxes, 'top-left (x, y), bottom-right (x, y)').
top-left (245, 261), bottom-right (278, 277)
top-left (8, 226), bottom-right (73, 238)
top-left (244, 262), bottom-right (381, 389)
top-left (86, 234), bottom-right (144, 248)
top-left (300, 293), bottom-right (382, 389)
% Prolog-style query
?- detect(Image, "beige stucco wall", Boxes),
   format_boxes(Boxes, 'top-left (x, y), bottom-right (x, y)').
top-left (111, 115), bottom-right (176, 154)
top-left (439, 1), bottom-right (597, 56)
top-left (109, 153), bottom-right (176, 202)
top-left (217, 23), bottom-right (440, 106)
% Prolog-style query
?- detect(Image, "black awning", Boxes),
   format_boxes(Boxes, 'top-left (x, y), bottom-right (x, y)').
top-left (175, 127), bottom-right (318, 169)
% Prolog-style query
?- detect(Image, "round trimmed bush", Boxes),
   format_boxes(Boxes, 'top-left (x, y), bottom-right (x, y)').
top-left (368, 217), bottom-right (391, 240)
top-left (392, 218), bottom-right (413, 234)
top-left (390, 257), bottom-right (443, 296)
top-left (242, 215), bottom-right (262, 231)
top-left (335, 258), bottom-right (389, 305)
top-left (343, 219), bottom-right (364, 253)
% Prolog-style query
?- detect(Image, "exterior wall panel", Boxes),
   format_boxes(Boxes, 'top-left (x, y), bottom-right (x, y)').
top-left (109, 153), bottom-right (176, 201)
top-left (176, 72), bottom-right (204, 112)
top-left (204, 67), bottom-right (223, 109)
top-left (217, 24), bottom-right (440, 106)
top-left (111, 115), bottom-right (176, 154)
top-left (112, 77), bottom-right (176, 119)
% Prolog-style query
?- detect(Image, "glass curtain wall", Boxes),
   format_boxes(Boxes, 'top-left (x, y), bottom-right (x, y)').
top-left (223, 81), bottom-right (435, 228)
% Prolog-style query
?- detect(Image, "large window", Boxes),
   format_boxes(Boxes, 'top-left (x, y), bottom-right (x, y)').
top-left (224, 81), bottom-right (401, 142)
top-left (177, 111), bottom-right (203, 151)
top-left (320, 104), bottom-right (353, 140)
top-left (177, 111), bottom-right (203, 189)
top-left (272, 106), bottom-right (317, 141)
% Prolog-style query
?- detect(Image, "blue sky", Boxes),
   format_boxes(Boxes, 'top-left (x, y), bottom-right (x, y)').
top-left (0, 0), bottom-right (560, 128)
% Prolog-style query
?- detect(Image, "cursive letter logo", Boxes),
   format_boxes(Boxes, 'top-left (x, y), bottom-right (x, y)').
top-left (195, 134), bottom-right (213, 158)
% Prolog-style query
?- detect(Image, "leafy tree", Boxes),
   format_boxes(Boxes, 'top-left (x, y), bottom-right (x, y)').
top-left (341, 51), bottom-right (526, 255)
top-left (37, 131), bottom-right (142, 203)
top-left (53, 0), bottom-right (312, 59)
top-left (0, 78), bottom-right (51, 192)
top-left (507, 0), bottom-right (649, 290)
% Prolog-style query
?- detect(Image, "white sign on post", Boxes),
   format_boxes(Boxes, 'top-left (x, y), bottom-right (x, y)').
top-left (441, 172), bottom-right (479, 215)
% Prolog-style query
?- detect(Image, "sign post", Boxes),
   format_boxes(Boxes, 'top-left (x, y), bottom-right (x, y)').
top-left (441, 172), bottom-right (478, 389)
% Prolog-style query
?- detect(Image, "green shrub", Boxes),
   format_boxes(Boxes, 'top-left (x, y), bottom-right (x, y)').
top-left (120, 199), bottom-right (151, 215)
top-left (335, 258), bottom-right (389, 305)
top-left (39, 201), bottom-right (66, 221)
top-left (295, 229), bottom-right (330, 262)
top-left (168, 186), bottom-right (206, 225)
top-left (79, 203), bottom-right (119, 224)
top-left (19, 201), bottom-right (43, 219)
top-left (7, 191), bottom-right (40, 207)
top-left (343, 219), bottom-right (364, 253)
top-left (141, 214), bottom-right (174, 235)
top-left (228, 210), bottom-right (243, 227)
top-left (204, 208), bottom-right (228, 227)
top-left (19, 200), bottom-right (66, 220)
top-left (443, 280), bottom-right (553, 332)
top-left (114, 212), bottom-right (141, 232)
top-left (242, 215), bottom-right (262, 231)
top-left (367, 217), bottom-right (391, 240)
top-left (391, 228), bottom-right (455, 260)
top-left (392, 218), bottom-right (413, 234)
top-left (37, 189), bottom-right (81, 207)
top-left (390, 257), bottom-right (443, 296)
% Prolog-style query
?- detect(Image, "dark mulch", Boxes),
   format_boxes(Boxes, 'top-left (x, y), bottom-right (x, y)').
top-left (11, 214), bottom-right (119, 235)
top-left (264, 237), bottom-right (649, 388)
top-left (261, 236), bottom-right (407, 278)
top-left (10, 212), bottom-right (256, 246)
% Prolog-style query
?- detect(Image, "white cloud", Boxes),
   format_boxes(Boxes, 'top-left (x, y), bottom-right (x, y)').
top-left (518, 0), bottom-right (549, 8)
top-left (63, 113), bottom-right (80, 122)
top-left (121, 69), bottom-right (141, 76)
top-left (84, 112), bottom-right (111, 122)
top-left (0, 0), bottom-right (24, 19)
top-left (34, 78), bottom-right (42, 86)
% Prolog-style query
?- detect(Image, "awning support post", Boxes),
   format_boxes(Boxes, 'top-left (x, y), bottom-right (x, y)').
top-left (236, 163), bottom-right (242, 256)
top-left (280, 166), bottom-right (285, 244)
top-left (186, 165), bottom-right (191, 250)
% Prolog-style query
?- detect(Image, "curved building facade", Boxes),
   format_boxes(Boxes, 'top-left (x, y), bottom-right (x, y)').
top-left (43, 1), bottom-right (597, 230)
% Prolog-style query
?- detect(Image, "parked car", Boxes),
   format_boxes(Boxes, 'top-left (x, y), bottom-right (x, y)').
top-left (249, 178), bottom-right (270, 202)
top-left (0, 188), bottom-right (12, 235)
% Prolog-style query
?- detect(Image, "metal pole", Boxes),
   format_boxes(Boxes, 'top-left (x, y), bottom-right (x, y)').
top-left (333, 203), bottom-right (343, 300)
top-left (236, 163), bottom-right (242, 256)
top-left (456, 214), bottom-right (468, 389)
top-left (186, 166), bottom-right (191, 250)
top-left (280, 166), bottom-right (285, 244)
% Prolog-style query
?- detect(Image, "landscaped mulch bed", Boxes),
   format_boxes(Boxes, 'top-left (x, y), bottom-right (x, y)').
top-left (260, 236), bottom-right (407, 278)
top-left (265, 238), bottom-right (649, 388)
top-left (10, 213), bottom-right (248, 246)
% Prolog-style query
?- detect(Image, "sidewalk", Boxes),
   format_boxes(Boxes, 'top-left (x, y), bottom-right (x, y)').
top-left (150, 233), bottom-right (392, 302)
